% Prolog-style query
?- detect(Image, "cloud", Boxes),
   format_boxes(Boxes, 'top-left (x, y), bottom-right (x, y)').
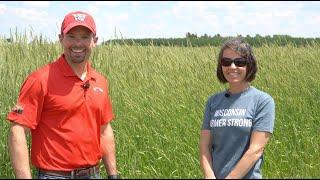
top-left (171, 2), bottom-right (225, 33)
top-left (169, 1), bottom-right (318, 37)
top-left (130, 1), bottom-right (141, 12)
top-left (96, 12), bottom-right (129, 38)
top-left (130, 1), bottom-right (141, 7)
top-left (1, 1), bottom-right (319, 40)
top-left (87, 2), bottom-right (125, 19)
top-left (0, 3), bottom-right (6, 15)
top-left (22, 1), bottom-right (50, 8)
top-left (95, 1), bottom-right (121, 7)
top-left (13, 7), bottom-right (49, 24)
top-left (172, 1), bottom-right (242, 17)
top-left (140, 22), bottom-right (166, 36)
top-left (85, 1), bottom-right (122, 15)
top-left (172, 1), bottom-right (210, 19)
top-left (105, 13), bottom-right (129, 22)
top-left (87, 4), bottom-right (100, 15)
top-left (305, 14), bottom-right (320, 25)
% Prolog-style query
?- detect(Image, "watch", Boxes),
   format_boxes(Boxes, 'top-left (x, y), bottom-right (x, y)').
top-left (108, 174), bottom-right (120, 179)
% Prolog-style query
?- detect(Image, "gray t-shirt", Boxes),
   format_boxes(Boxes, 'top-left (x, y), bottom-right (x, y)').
top-left (202, 86), bottom-right (275, 179)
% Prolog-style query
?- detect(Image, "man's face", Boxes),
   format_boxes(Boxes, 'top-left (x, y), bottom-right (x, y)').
top-left (59, 26), bottom-right (98, 64)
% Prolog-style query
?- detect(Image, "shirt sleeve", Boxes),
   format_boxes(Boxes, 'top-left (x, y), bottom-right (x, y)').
top-left (201, 97), bottom-right (212, 130)
top-left (101, 80), bottom-right (114, 125)
top-left (7, 75), bottom-right (45, 129)
top-left (252, 93), bottom-right (275, 133)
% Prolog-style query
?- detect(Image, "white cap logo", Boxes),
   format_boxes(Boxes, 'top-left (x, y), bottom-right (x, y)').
top-left (73, 14), bottom-right (86, 21)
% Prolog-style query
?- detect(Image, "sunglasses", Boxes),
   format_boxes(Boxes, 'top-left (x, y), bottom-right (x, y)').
top-left (221, 57), bottom-right (247, 67)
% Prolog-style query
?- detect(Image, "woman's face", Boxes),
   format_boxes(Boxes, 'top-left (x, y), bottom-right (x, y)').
top-left (221, 48), bottom-right (247, 85)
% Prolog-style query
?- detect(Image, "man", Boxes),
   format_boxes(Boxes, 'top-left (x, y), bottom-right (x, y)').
top-left (7, 11), bottom-right (120, 179)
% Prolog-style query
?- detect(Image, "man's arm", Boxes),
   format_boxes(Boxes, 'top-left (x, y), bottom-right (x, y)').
top-left (100, 123), bottom-right (118, 176)
top-left (224, 131), bottom-right (271, 179)
top-left (200, 130), bottom-right (216, 179)
top-left (8, 122), bottom-right (32, 179)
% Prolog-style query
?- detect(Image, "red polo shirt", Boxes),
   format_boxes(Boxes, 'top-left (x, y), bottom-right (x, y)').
top-left (7, 55), bottom-right (114, 170)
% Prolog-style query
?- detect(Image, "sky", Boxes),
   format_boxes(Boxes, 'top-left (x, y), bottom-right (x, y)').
top-left (1, 1), bottom-right (320, 43)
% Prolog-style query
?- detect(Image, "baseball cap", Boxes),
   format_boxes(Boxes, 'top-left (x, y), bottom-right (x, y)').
top-left (61, 11), bottom-right (96, 35)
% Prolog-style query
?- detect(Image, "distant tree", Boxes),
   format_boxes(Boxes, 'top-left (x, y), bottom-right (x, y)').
top-left (101, 32), bottom-right (320, 47)
top-left (186, 32), bottom-right (191, 38)
top-left (202, 33), bottom-right (208, 38)
top-left (215, 33), bottom-right (221, 38)
top-left (6, 38), bottom-right (13, 43)
top-left (186, 32), bottom-right (197, 38)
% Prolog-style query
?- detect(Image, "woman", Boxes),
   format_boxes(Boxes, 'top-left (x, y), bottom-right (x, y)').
top-left (200, 37), bottom-right (275, 179)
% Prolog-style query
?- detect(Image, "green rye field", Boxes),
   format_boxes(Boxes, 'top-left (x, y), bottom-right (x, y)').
top-left (0, 36), bottom-right (319, 178)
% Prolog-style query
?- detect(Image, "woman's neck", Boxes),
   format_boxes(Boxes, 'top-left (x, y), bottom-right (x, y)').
top-left (228, 82), bottom-right (250, 94)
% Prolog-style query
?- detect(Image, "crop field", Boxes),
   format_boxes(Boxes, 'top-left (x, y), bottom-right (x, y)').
top-left (0, 36), bottom-right (319, 178)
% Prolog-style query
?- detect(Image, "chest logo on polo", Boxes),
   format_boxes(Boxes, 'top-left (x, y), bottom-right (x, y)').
top-left (93, 86), bottom-right (104, 93)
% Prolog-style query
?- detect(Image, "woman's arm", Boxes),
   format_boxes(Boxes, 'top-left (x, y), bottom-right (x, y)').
top-left (200, 130), bottom-right (216, 179)
top-left (225, 131), bottom-right (271, 179)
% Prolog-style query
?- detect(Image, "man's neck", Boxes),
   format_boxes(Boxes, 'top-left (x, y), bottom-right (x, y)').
top-left (66, 59), bottom-right (88, 81)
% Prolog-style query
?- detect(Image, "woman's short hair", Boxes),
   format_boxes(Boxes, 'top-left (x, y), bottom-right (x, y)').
top-left (216, 37), bottom-right (257, 83)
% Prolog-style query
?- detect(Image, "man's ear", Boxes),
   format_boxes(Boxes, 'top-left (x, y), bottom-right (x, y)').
top-left (94, 36), bottom-right (98, 44)
top-left (59, 34), bottom-right (63, 43)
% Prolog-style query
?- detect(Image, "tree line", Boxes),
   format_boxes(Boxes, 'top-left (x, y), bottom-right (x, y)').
top-left (103, 33), bottom-right (320, 47)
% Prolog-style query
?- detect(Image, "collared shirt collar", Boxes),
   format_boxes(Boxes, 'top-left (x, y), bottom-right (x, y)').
top-left (57, 54), bottom-right (96, 81)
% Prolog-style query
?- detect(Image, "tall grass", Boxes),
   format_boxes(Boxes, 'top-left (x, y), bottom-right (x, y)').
top-left (0, 35), bottom-right (319, 178)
